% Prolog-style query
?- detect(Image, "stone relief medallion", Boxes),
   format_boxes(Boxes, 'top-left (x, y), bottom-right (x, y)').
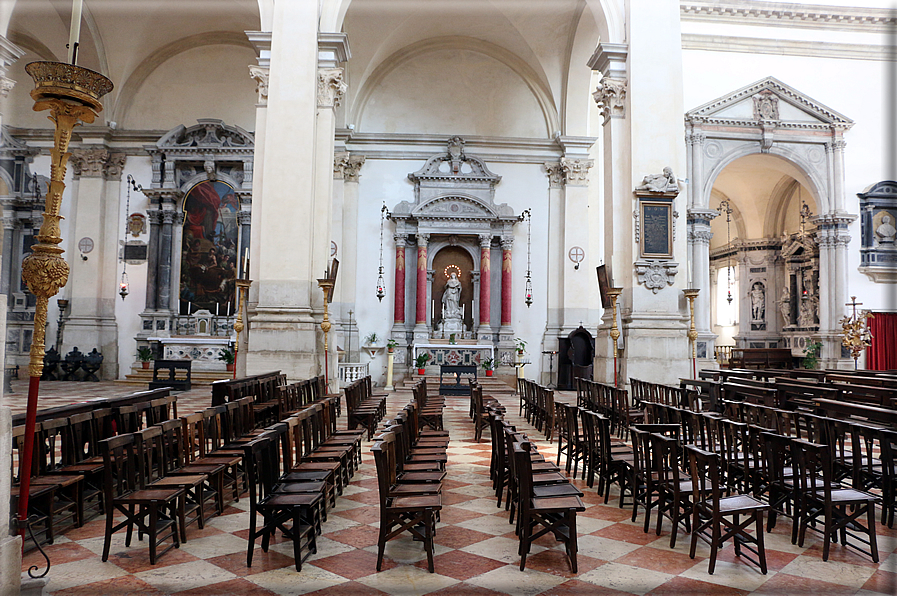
top-left (704, 141), bottom-right (723, 159)
top-left (807, 146), bottom-right (824, 164)
top-left (128, 213), bottom-right (147, 237)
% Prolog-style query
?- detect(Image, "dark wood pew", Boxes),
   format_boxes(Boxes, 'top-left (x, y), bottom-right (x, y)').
top-left (729, 348), bottom-right (795, 369)
top-left (11, 387), bottom-right (172, 427)
top-left (813, 397), bottom-right (897, 429)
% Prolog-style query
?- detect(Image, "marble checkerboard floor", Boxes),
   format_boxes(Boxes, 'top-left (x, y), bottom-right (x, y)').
top-left (12, 383), bottom-right (897, 595)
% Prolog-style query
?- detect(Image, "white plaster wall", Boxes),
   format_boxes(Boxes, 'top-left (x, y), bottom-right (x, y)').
top-left (359, 49), bottom-right (549, 138)
top-left (682, 48), bottom-right (893, 312)
top-left (1, 48), bottom-right (53, 130)
top-left (123, 44), bottom-right (258, 131)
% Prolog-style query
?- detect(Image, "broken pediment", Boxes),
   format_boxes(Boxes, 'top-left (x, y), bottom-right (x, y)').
top-left (686, 77), bottom-right (853, 131)
top-left (156, 119), bottom-right (254, 150)
top-left (414, 196), bottom-right (496, 220)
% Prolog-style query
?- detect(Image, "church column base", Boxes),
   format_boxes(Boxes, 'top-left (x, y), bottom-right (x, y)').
top-left (61, 317), bottom-right (119, 380)
top-left (619, 314), bottom-right (690, 388)
top-left (247, 308), bottom-right (320, 380)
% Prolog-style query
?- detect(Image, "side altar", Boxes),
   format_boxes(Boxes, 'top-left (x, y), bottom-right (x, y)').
top-left (412, 341), bottom-right (495, 368)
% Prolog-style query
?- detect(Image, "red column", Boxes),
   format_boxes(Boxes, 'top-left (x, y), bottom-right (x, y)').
top-left (416, 235), bottom-right (428, 325)
top-left (479, 235), bottom-right (491, 326)
top-left (501, 239), bottom-right (512, 326)
top-left (393, 238), bottom-right (405, 324)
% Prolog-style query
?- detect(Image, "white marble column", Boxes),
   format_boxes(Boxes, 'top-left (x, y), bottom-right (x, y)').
top-left (246, 31), bottom-right (270, 318)
top-left (334, 152), bottom-right (364, 360)
top-left (559, 155), bottom-right (594, 332)
top-left (246, 2), bottom-right (329, 379)
top-left (543, 162), bottom-right (564, 352)
top-left (63, 147), bottom-right (123, 379)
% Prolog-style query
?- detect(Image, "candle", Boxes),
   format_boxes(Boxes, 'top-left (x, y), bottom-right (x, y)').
top-left (187, 301), bottom-right (191, 314)
top-left (216, 303), bottom-right (219, 316)
top-left (242, 248), bottom-right (249, 279)
top-left (226, 301), bottom-right (230, 316)
top-left (67, 0), bottom-right (83, 64)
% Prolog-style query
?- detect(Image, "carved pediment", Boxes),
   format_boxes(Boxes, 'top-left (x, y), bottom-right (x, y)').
top-left (781, 234), bottom-right (817, 259)
top-left (408, 137), bottom-right (501, 185)
top-left (156, 118), bottom-right (254, 150)
top-left (0, 126), bottom-right (37, 156)
top-left (686, 77), bottom-right (853, 130)
top-left (414, 196), bottom-right (496, 220)
top-left (858, 180), bottom-right (897, 199)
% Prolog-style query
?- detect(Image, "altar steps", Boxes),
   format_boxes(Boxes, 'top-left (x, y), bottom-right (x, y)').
top-left (392, 374), bottom-right (517, 396)
top-left (117, 367), bottom-right (233, 386)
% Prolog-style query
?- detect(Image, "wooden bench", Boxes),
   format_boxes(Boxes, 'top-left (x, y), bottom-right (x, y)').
top-left (729, 348), bottom-right (795, 369)
top-left (439, 365), bottom-right (477, 396)
top-left (813, 397), bottom-right (897, 429)
top-left (148, 359), bottom-right (192, 391)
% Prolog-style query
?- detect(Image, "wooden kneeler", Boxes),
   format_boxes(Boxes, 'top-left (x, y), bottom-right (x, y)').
top-left (372, 433), bottom-right (441, 573)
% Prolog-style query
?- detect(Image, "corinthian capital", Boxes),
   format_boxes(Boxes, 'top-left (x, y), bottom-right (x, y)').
top-left (333, 152), bottom-right (350, 180)
top-left (344, 155), bottom-right (365, 182)
top-left (592, 77), bottom-right (627, 124)
top-left (317, 67), bottom-right (347, 109)
top-left (560, 158), bottom-right (594, 186)
top-left (103, 153), bottom-right (127, 180)
top-left (71, 147), bottom-right (110, 178)
top-left (544, 162), bottom-right (564, 188)
top-left (248, 65), bottom-right (269, 104)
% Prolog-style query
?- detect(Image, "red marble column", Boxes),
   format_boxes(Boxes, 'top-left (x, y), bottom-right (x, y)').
top-left (479, 235), bottom-right (491, 326)
top-left (501, 239), bottom-right (512, 326)
top-left (416, 235), bottom-right (428, 325)
top-left (393, 238), bottom-right (406, 324)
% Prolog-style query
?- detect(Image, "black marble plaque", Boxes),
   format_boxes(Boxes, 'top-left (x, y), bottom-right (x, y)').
top-left (641, 202), bottom-right (672, 258)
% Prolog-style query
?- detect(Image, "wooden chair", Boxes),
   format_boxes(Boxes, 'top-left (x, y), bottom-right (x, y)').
top-left (514, 439), bottom-right (585, 572)
top-left (243, 435), bottom-right (321, 571)
top-left (791, 438), bottom-right (879, 563)
top-left (879, 428), bottom-right (896, 528)
top-left (372, 433), bottom-right (441, 573)
top-left (652, 434), bottom-right (695, 548)
top-left (686, 445), bottom-right (768, 575)
top-left (99, 433), bottom-right (185, 565)
top-left (159, 418), bottom-right (225, 520)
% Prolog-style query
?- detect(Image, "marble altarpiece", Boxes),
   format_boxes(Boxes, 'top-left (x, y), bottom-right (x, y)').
top-left (136, 119), bottom-right (254, 369)
top-left (388, 138), bottom-right (522, 368)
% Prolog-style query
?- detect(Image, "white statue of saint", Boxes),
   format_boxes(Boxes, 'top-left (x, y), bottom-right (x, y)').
top-left (442, 272), bottom-right (462, 319)
top-left (750, 282), bottom-right (765, 321)
top-left (779, 286), bottom-right (792, 326)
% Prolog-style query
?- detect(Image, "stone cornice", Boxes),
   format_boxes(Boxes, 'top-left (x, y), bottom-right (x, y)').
top-left (680, 1), bottom-right (897, 33)
top-left (682, 33), bottom-right (894, 63)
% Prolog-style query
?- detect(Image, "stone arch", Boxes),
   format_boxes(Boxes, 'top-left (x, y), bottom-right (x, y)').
top-left (110, 31), bottom-right (255, 124)
top-left (351, 36), bottom-right (560, 137)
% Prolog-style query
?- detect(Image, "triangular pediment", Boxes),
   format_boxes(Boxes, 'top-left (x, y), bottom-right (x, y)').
top-left (686, 77), bottom-right (853, 129)
top-left (782, 234), bottom-right (817, 258)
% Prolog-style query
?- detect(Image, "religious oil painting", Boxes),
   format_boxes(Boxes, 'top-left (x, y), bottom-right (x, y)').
top-left (180, 180), bottom-right (239, 314)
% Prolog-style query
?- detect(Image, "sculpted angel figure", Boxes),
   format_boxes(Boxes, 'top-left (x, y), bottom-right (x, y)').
top-left (635, 167), bottom-right (678, 193)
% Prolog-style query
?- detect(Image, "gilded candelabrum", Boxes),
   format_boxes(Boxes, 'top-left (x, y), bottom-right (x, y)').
top-left (840, 296), bottom-right (873, 369)
top-left (233, 278), bottom-right (252, 377)
top-left (18, 60), bottom-right (112, 535)
top-left (606, 288), bottom-right (623, 359)
top-left (683, 288), bottom-right (700, 360)
top-left (22, 62), bottom-right (112, 377)
top-left (317, 278), bottom-right (335, 385)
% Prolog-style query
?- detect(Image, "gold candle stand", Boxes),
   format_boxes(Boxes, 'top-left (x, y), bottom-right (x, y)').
top-left (606, 288), bottom-right (622, 386)
top-left (317, 278), bottom-right (335, 388)
top-left (683, 288), bottom-right (700, 377)
top-left (233, 278), bottom-right (252, 378)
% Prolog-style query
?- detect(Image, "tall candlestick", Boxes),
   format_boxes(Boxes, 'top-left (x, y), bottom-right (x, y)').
top-left (67, 0), bottom-right (83, 64)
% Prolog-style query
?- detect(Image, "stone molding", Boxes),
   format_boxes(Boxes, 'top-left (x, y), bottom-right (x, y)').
top-left (688, 230), bottom-right (714, 245)
top-left (161, 210), bottom-right (177, 225)
top-left (248, 65), bottom-right (268, 105)
top-left (394, 235), bottom-right (407, 247)
top-left (478, 234), bottom-right (492, 249)
top-left (544, 162), bottom-right (564, 188)
top-left (237, 210), bottom-right (252, 226)
top-left (560, 158), bottom-right (594, 186)
top-left (680, 2), bottom-right (897, 33)
top-left (682, 34), bottom-right (891, 63)
top-left (635, 261), bottom-right (678, 293)
top-left (147, 210), bottom-right (163, 225)
top-left (317, 67), bottom-right (347, 109)
top-left (592, 77), bottom-right (627, 124)
top-left (501, 236), bottom-right (514, 251)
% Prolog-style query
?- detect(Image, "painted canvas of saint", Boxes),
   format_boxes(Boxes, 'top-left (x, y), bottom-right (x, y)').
top-left (180, 180), bottom-right (239, 314)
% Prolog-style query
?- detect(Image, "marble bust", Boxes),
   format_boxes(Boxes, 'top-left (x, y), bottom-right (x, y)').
top-left (875, 214), bottom-right (896, 244)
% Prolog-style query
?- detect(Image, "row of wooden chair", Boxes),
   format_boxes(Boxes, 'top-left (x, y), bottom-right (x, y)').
top-left (575, 378), bottom-right (646, 438)
top-left (276, 375), bottom-right (342, 421)
top-left (372, 380), bottom-right (449, 573)
top-left (517, 378), bottom-right (556, 441)
top-left (485, 406), bottom-right (585, 572)
top-left (345, 376), bottom-right (388, 439)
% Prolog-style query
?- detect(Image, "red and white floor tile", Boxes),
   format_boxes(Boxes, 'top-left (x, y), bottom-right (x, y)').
top-left (12, 384), bottom-right (897, 595)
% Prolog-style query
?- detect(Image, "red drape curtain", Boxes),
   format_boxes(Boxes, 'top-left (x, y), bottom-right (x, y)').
top-left (866, 312), bottom-right (897, 370)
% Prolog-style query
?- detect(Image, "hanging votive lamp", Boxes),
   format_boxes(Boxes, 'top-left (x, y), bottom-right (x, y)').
top-left (525, 276), bottom-right (533, 307)
top-left (523, 207), bottom-right (533, 307)
top-left (376, 266), bottom-right (385, 302)
top-left (119, 270), bottom-right (129, 300)
top-left (376, 202), bottom-right (387, 301)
